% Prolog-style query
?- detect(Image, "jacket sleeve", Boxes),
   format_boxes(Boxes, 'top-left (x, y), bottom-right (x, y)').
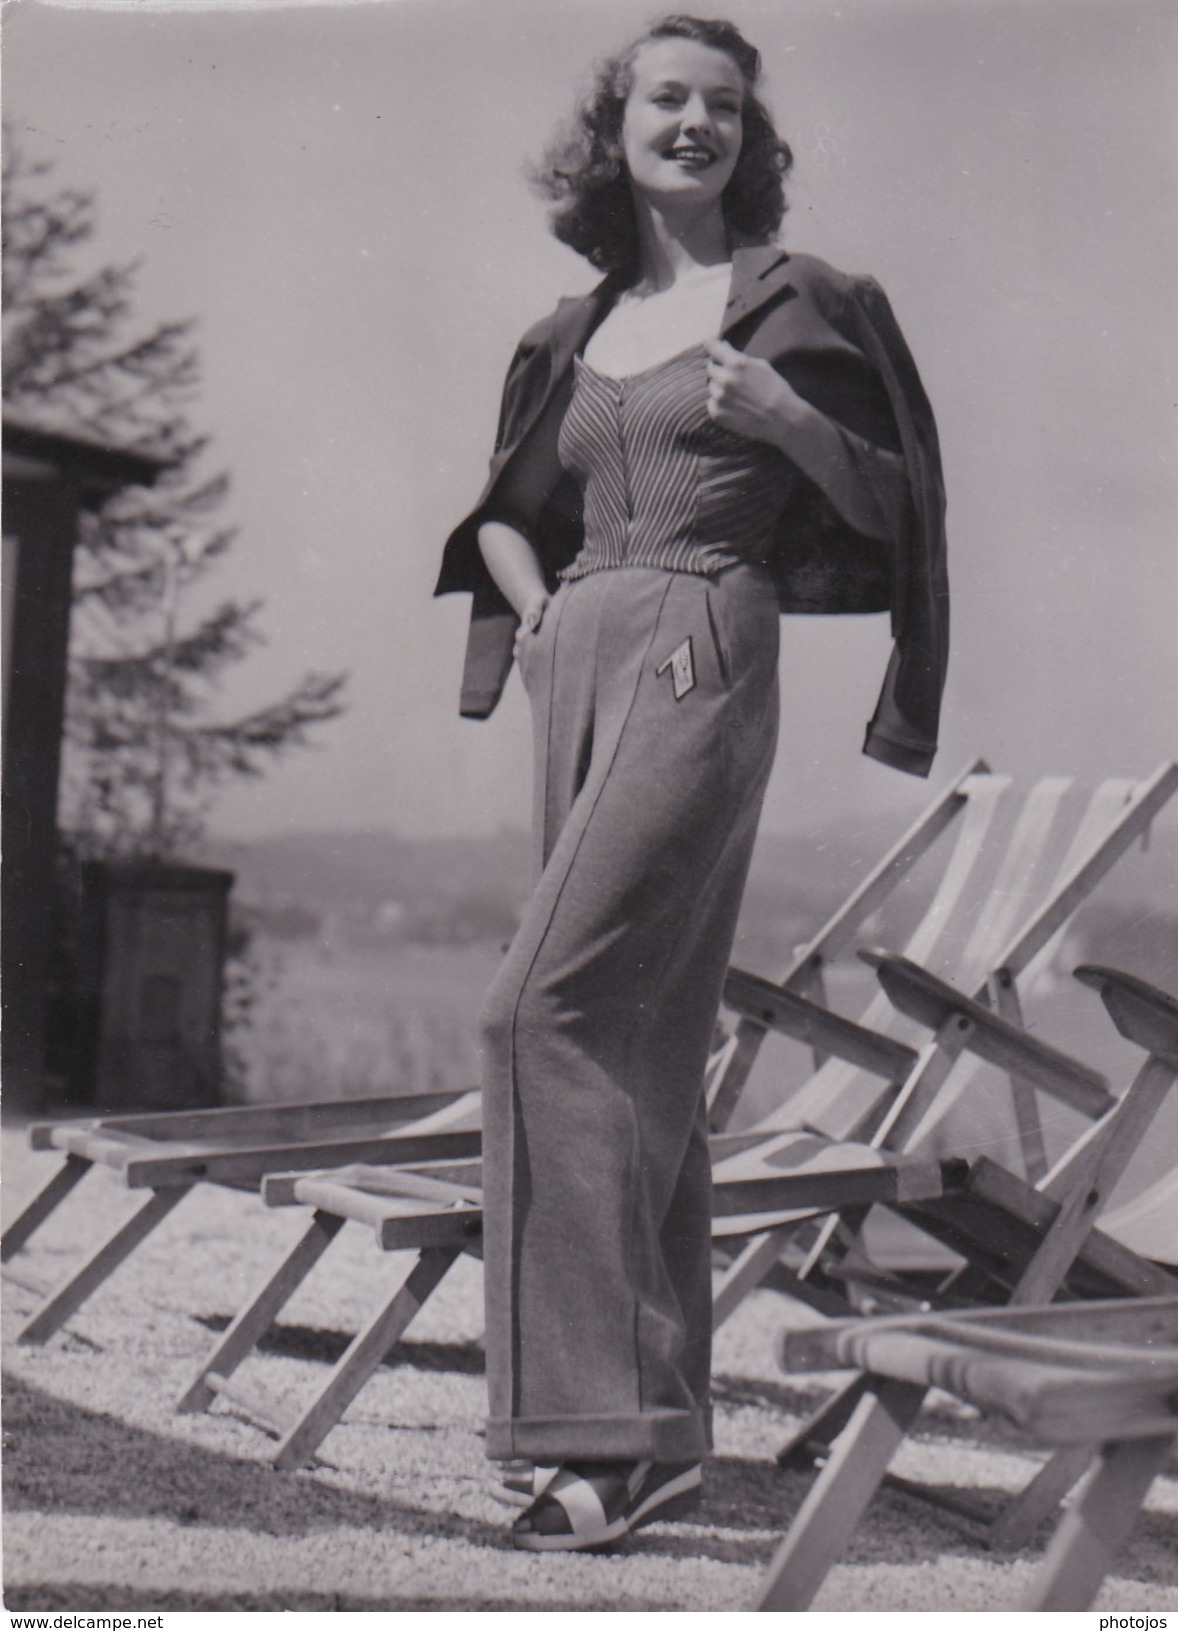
top-left (846, 276), bottom-right (950, 778)
top-left (433, 328), bottom-right (544, 601)
top-left (433, 319), bottom-right (584, 719)
top-left (769, 372), bottom-right (912, 547)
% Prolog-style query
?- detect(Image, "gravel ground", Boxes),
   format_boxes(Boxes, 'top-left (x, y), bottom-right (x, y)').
top-left (3, 1128), bottom-right (1177, 1614)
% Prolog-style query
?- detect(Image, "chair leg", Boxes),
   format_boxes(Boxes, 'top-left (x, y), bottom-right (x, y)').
top-left (18, 1185), bottom-right (189, 1345)
top-left (776, 1373), bottom-right (872, 1469)
top-left (272, 1244), bottom-right (462, 1470)
top-left (1026, 1435), bottom-right (1172, 1611)
top-left (986, 1443), bottom-right (1095, 1551)
top-left (755, 1378), bottom-right (926, 1610)
top-left (176, 1208), bottom-right (346, 1413)
top-left (1, 1155), bottom-right (91, 1262)
top-left (713, 1230), bottom-right (790, 1330)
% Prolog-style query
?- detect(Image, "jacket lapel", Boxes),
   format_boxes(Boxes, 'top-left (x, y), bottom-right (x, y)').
top-left (722, 242), bottom-right (794, 336)
top-left (545, 276), bottom-right (618, 389)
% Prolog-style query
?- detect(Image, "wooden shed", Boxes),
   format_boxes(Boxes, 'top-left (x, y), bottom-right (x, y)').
top-left (2, 415), bottom-right (171, 1113)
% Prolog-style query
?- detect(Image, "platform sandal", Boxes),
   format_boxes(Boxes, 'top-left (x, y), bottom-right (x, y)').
top-left (491, 1459), bottom-right (560, 1508)
top-left (510, 1459), bottom-right (701, 1552)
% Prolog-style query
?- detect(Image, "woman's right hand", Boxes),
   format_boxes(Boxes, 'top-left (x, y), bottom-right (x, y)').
top-left (513, 591), bottom-right (551, 661)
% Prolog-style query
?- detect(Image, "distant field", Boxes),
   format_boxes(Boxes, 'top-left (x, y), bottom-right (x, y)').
top-left (235, 939), bottom-right (501, 1103)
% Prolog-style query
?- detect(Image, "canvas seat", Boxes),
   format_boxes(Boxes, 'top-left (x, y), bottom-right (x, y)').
top-left (758, 1293), bottom-right (1178, 1612)
top-left (753, 965), bottom-right (1178, 1609)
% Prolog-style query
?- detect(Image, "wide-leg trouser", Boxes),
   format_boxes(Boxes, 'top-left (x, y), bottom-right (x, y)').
top-left (479, 563), bottom-right (780, 1463)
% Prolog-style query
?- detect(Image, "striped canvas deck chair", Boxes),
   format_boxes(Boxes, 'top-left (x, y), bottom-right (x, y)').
top-left (174, 1139), bottom-right (971, 1471)
top-left (707, 756), bottom-right (1008, 1134)
top-left (758, 965), bottom-right (1178, 1592)
top-left (757, 1294), bottom-right (1178, 1612)
top-left (708, 761), bottom-right (1177, 1329)
top-left (0, 760), bottom-right (990, 1345)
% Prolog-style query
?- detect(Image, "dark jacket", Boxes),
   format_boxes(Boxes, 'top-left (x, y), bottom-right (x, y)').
top-left (434, 244), bottom-right (949, 777)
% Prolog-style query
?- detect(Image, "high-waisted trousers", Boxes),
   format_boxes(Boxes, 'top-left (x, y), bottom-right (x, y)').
top-left (479, 562), bottom-right (780, 1463)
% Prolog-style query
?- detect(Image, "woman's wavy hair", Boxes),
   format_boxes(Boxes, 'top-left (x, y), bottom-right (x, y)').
top-left (532, 14), bottom-right (793, 279)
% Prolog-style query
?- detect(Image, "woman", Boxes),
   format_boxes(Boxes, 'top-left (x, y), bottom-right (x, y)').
top-left (435, 14), bottom-right (948, 1551)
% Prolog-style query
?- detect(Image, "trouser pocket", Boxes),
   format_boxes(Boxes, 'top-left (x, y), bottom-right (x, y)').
top-left (703, 586), bottom-right (730, 684)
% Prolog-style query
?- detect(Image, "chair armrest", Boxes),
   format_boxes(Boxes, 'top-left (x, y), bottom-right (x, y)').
top-left (723, 967), bottom-right (918, 1081)
top-left (1074, 965), bottom-right (1178, 1063)
top-left (859, 950), bottom-right (1113, 1117)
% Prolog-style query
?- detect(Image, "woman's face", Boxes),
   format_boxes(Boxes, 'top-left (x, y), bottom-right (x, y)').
top-left (620, 38), bottom-right (744, 216)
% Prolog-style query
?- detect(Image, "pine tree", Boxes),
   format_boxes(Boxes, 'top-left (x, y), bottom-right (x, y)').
top-left (3, 131), bottom-right (347, 860)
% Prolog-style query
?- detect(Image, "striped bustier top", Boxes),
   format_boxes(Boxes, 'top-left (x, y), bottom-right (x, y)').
top-left (557, 343), bottom-right (797, 581)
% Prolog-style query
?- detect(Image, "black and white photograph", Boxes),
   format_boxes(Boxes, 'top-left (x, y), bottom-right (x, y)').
top-left (2, 0), bottom-right (1177, 1615)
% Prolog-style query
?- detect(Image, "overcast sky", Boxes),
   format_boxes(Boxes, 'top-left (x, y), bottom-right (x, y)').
top-left (5, 0), bottom-right (1177, 845)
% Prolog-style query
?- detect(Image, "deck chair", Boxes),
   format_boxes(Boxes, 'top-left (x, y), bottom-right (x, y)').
top-left (175, 1138), bottom-right (971, 1471)
top-left (168, 767), bottom-right (1165, 1459)
top-left (756, 1294), bottom-right (1178, 1612)
top-left (173, 958), bottom-right (1171, 1473)
top-left (755, 964), bottom-right (1178, 1604)
top-left (708, 761), bottom-right (1178, 1329)
top-left (2, 1090), bottom-right (481, 1346)
top-left (707, 756), bottom-right (1011, 1134)
top-left (1, 758), bottom-right (994, 1344)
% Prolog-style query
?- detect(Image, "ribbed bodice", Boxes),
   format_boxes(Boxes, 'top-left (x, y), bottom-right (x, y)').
top-left (557, 344), bottom-right (795, 581)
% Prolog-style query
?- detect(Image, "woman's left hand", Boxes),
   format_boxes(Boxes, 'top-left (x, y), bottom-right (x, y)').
top-left (704, 338), bottom-right (808, 445)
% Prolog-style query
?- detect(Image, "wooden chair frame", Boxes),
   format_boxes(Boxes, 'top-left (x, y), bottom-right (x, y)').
top-left (175, 1142), bottom-right (970, 1470)
top-left (3, 1090), bottom-right (479, 1345)
top-left (708, 761), bottom-right (1177, 1332)
top-left (757, 1293), bottom-right (1178, 1612)
top-left (754, 966), bottom-right (1178, 1608)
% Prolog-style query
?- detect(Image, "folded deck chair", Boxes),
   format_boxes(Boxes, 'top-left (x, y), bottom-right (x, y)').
top-left (708, 761), bottom-right (1178, 1329)
top-left (3, 1090), bottom-right (480, 1345)
top-left (757, 964), bottom-right (1178, 1595)
top-left (2, 758), bottom-right (994, 1343)
top-left (756, 1294), bottom-right (1178, 1611)
top-left (175, 1138), bottom-right (971, 1471)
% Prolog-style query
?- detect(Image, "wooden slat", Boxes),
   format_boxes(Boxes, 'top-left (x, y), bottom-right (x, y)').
top-left (789, 1315), bottom-right (1178, 1394)
top-left (711, 1156), bottom-right (960, 1220)
top-left (265, 1162), bottom-right (480, 1210)
top-left (722, 969), bottom-right (918, 1080)
top-left (782, 1294), bottom-right (1178, 1371)
top-left (755, 1379), bottom-right (926, 1610)
top-left (926, 1161), bottom-right (1174, 1298)
top-left (707, 758), bottom-right (992, 1130)
top-left (986, 1444), bottom-right (1098, 1551)
top-left (79, 1088), bottom-right (471, 1143)
top-left (177, 1210), bottom-right (345, 1413)
top-left (272, 1246), bottom-right (461, 1470)
top-left (863, 951), bottom-right (1113, 1115)
top-left (29, 1119), bottom-right (98, 1152)
top-left (120, 1127), bottom-right (481, 1189)
top-left (1015, 1054), bottom-right (1178, 1305)
top-left (1, 1154), bottom-right (91, 1260)
top-left (994, 760), bottom-right (1178, 985)
top-left (990, 974), bottom-right (1048, 1180)
top-left (769, 774), bottom-right (1014, 1143)
top-left (1076, 964), bottom-right (1178, 1062)
top-left (1028, 1437), bottom-right (1174, 1610)
top-left (18, 1186), bottom-right (189, 1345)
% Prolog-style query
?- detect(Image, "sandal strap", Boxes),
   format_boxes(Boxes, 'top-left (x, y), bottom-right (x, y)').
top-left (545, 1467), bottom-right (613, 1534)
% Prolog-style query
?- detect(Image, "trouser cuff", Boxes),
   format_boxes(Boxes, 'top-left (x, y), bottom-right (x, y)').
top-left (486, 1406), bottom-right (711, 1463)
